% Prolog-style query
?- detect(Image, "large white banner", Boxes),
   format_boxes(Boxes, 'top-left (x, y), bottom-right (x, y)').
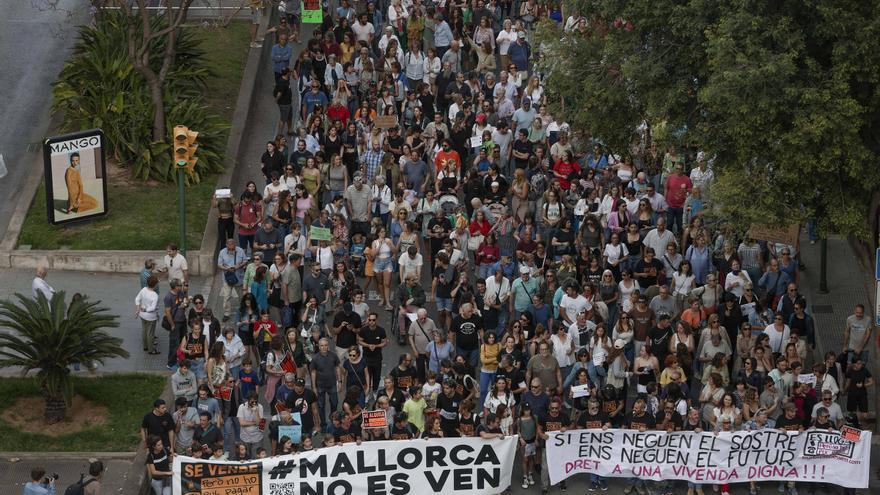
top-left (547, 428), bottom-right (871, 488)
top-left (173, 436), bottom-right (518, 495)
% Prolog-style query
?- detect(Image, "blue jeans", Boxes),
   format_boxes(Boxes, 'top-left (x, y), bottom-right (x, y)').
top-left (588, 362), bottom-right (607, 389)
top-left (457, 346), bottom-right (479, 369)
top-left (479, 370), bottom-right (496, 411)
top-left (316, 384), bottom-right (338, 432)
top-left (495, 310), bottom-right (508, 338)
top-left (223, 416), bottom-right (240, 453)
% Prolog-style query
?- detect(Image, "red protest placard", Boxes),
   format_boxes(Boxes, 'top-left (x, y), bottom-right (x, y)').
top-left (275, 401), bottom-right (287, 414)
top-left (840, 425), bottom-right (861, 442)
top-left (280, 354), bottom-right (297, 374)
top-left (362, 410), bottom-right (387, 429)
top-left (214, 386), bottom-right (232, 401)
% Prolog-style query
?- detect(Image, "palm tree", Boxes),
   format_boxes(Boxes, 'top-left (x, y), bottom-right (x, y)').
top-left (0, 291), bottom-right (129, 423)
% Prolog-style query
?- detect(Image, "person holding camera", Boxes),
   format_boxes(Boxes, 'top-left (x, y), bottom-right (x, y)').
top-left (22, 467), bottom-right (56, 495)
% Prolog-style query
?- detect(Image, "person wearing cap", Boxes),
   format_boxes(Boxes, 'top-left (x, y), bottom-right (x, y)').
top-left (512, 96), bottom-right (537, 133)
top-left (510, 265), bottom-right (539, 321)
top-left (508, 30), bottom-right (531, 75)
top-left (344, 172), bottom-right (372, 237)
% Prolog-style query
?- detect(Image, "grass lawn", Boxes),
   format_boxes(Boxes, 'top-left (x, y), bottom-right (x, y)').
top-left (0, 374), bottom-right (166, 451)
top-left (17, 21), bottom-right (251, 251)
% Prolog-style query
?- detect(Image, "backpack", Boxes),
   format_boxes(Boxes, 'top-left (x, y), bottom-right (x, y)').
top-left (64, 475), bottom-right (96, 495)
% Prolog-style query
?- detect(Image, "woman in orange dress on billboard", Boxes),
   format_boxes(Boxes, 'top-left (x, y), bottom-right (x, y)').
top-left (64, 152), bottom-right (97, 213)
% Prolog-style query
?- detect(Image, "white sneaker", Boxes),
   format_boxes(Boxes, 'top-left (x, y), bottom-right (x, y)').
top-left (522, 477), bottom-right (529, 489)
top-left (528, 474), bottom-right (535, 485)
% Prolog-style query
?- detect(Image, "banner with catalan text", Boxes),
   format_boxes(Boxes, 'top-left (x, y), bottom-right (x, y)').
top-left (173, 436), bottom-right (517, 495)
top-left (547, 428), bottom-right (871, 488)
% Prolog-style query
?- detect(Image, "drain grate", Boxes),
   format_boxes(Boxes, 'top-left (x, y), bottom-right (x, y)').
top-left (812, 304), bottom-right (833, 314)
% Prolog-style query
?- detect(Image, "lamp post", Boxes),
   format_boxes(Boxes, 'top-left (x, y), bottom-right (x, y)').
top-left (172, 125), bottom-right (198, 255)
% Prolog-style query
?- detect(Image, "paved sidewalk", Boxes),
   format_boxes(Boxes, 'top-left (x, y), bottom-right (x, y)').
top-left (0, 268), bottom-right (209, 375)
top-left (1, 455), bottom-right (133, 494)
top-left (798, 235), bottom-right (877, 417)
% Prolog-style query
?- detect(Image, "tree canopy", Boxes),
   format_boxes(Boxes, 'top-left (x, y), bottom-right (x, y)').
top-left (540, 0), bottom-right (880, 237)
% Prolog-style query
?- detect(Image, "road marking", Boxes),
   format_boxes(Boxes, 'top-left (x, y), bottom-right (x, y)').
top-left (0, 154), bottom-right (7, 178)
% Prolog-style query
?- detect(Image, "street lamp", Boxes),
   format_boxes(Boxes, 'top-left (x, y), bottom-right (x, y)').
top-left (172, 125), bottom-right (199, 256)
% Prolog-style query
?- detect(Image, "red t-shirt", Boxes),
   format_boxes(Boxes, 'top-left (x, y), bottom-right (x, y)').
top-left (553, 160), bottom-right (580, 189)
top-left (435, 150), bottom-right (461, 174)
top-left (235, 201), bottom-right (263, 235)
top-left (665, 174), bottom-right (693, 208)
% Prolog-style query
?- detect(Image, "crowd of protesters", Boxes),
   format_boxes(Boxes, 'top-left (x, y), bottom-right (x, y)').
top-left (135, 2), bottom-right (876, 495)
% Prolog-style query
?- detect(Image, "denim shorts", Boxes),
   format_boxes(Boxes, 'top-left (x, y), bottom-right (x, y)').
top-left (436, 297), bottom-right (453, 312)
top-left (374, 257), bottom-right (393, 272)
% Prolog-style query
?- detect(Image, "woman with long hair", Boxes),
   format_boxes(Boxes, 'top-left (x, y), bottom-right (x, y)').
top-left (372, 226), bottom-right (397, 310)
top-left (236, 293), bottom-right (259, 361)
top-left (263, 334), bottom-right (286, 404)
top-left (205, 341), bottom-right (229, 395)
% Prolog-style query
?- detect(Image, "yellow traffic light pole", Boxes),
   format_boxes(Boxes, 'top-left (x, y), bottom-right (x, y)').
top-left (172, 125), bottom-right (198, 255)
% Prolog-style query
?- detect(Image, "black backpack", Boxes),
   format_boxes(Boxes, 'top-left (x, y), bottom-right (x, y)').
top-left (64, 474), bottom-right (96, 495)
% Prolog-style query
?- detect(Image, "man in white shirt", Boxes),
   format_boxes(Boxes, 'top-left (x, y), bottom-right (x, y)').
top-left (642, 217), bottom-right (677, 257)
top-left (32, 265), bottom-right (55, 301)
top-left (351, 13), bottom-right (375, 45)
top-left (643, 183), bottom-right (668, 214)
top-left (398, 246), bottom-right (423, 283)
top-left (558, 283), bottom-right (590, 326)
top-left (568, 310), bottom-right (597, 352)
top-left (135, 275), bottom-right (161, 353)
top-left (484, 267), bottom-right (511, 336)
top-left (161, 243), bottom-right (189, 285)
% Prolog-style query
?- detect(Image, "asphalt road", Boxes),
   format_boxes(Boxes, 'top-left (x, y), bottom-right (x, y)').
top-left (0, 0), bottom-right (90, 242)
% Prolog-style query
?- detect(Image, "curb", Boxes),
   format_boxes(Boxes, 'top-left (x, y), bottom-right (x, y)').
top-left (196, 8), bottom-right (274, 274)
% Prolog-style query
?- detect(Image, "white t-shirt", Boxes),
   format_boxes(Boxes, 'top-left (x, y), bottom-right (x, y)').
top-left (315, 246), bottom-right (334, 271)
top-left (398, 253), bottom-right (423, 279)
top-left (603, 242), bottom-right (629, 265)
top-left (559, 294), bottom-right (590, 323)
top-left (164, 254), bottom-right (188, 283)
top-left (496, 29), bottom-right (518, 55)
top-left (351, 22), bottom-right (375, 43)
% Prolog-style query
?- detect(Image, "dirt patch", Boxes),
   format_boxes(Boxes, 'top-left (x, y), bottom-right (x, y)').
top-left (0, 395), bottom-right (108, 435)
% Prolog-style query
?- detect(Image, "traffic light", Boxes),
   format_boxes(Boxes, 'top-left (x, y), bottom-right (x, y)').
top-left (172, 125), bottom-right (199, 173)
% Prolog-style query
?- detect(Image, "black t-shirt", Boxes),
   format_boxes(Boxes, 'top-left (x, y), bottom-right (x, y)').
top-left (476, 423), bottom-right (503, 437)
top-left (433, 266), bottom-right (458, 299)
top-left (513, 139), bottom-right (533, 167)
top-left (142, 411), bottom-right (175, 447)
top-left (334, 422), bottom-right (362, 443)
top-left (333, 311), bottom-right (362, 348)
top-left (649, 325), bottom-right (673, 356)
top-left (284, 388), bottom-right (318, 432)
top-left (436, 392), bottom-right (462, 431)
top-left (846, 367), bottom-right (872, 394)
top-left (195, 423), bottom-right (223, 447)
top-left (626, 411), bottom-right (656, 430)
top-left (539, 412), bottom-right (571, 433)
top-left (602, 398), bottom-right (624, 425)
top-left (360, 325), bottom-right (387, 365)
top-left (391, 423), bottom-right (418, 440)
top-left (146, 448), bottom-right (171, 473)
top-left (497, 348), bottom-right (525, 369)
top-left (635, 257), bottom-right (664, 286)
top-left (451, 314), bottom-right (482, 350)
top-left (458, 412), bottom-right (477, 437)
top-left (387, 135), bottom-right (406, 161)
top-left (654, 410), bottom-right (683, 431)
top-left (775, 414), bottom-right (802, 431)
top-left (576, 410), bottom-right (609, 429)
top-left (274, 81), bottom-right (293, 105)
top-left (427, 218), bottom-right (452, 254)
top-left (389, 365), bottom-right (418, 392)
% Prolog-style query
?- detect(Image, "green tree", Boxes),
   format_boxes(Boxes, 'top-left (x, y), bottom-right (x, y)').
top-left (0, 292), bottom-right (129, 423)
top-left (542, 0), bottom-right (880, 237)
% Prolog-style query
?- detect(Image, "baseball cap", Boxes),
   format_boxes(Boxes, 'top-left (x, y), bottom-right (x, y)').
top-left (519, 266), bottom-right (530, 274)
top-left (294, 377), bottom-right (306, 386)
top-left (476, 113), bottom-right (486, 123)
top-left (517, 31), bottom-right (526, 39)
